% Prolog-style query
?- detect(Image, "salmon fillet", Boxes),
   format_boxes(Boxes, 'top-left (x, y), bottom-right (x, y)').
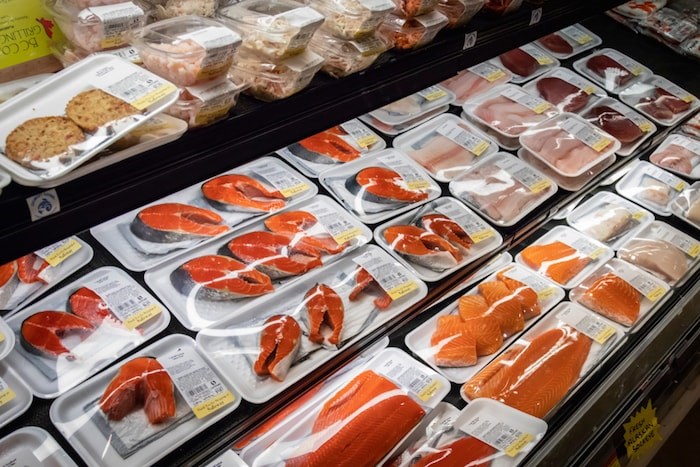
top-left (412, 436), bottom-right (495, 467)
top-left (520, 241), bottom-right (591, 285)
top-left (497, 272), bottom-right (541, 320)
top-left (578, 273), bottom-right (641, 326)
top-left (431, 316), bottom-right (478, 367)
top-left (478, 281), bottom-right (526, 337)
top-left (434, 315), bottom-right (503, 358)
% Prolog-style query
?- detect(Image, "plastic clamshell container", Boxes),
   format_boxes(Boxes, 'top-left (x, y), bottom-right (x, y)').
top-left (515, 225), bottom-right (615, 289)
top-left (196, 245), bottom-right (427, 403)
top-left (0, 426), bottom-right (77, 467)
top-left (50, 334), bottom-right (240, 466)
top-left (309, 30), bottom-right (390, 78)
top-left (374, 197), bottom-right (503, 282)
top-left (436, 0), bottom-right (485, 28)
top-left (369, 85), bottom-right (455, 126)
top-left (573, 48), bottom-right (652, 95)
top-left (166, 77), bottom-right (247, 128)
top-left (360, 104), bottom-right (449, 135)
top-left (0, 364), bottom-right (33, 430)
top-left (440, 61), bottom-right (513, 106)
top-left (51, 40), bottom-right (143, 68)
top-left (448, 152), bottom-right (558, 227)
top-left (217, 0), bottom-right (324, 59)
top-left (319, 148), bottom-right (442, 224)
top-left (518, 148), bottom-right (615, 193)
top-left (91, 157), bottom-right (316, 272)
top-left (310, 0), bottom-right (394, 40)
top-left (581, 97), bottom-right (656, 157)
top-left (392, 113), bottom-right (499, 182)
top-left (523, 67), bottom-right (606, 115)
top-left (149, 0), bottom-right (220, 19)
top-left (618, 75), bottom-right (699, 127)
top-left (671, 181), bottom-right (700, 230)
top-left (647, 133), bottom-right (700, 180)
top-left (0, 318), bottom-right (15, 361)
top-left (615, 161), bottom-right (687, 217)
top-left (491, 43), bottom-right (560, 84)
top-left (0, 74), bottom-right (54, 105)
top-left (377, 10), bottom-right (449, 50)
top-left (536, 24), bottom-right (602, 60)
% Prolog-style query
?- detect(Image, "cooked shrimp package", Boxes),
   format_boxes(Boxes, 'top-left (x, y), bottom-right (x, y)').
top-left (523, 68), bottom-right (606, 114)
top-left (392, 113), bottom-right (498, 182)
top-left (368, 85), bottom-right (455, 126)
top-left (197, 246), bottom-right (427, 403)
top-left (360, 105), bottom-right (450, 135)
top-left (570, 258), bottom-right (670, 331)
top-left (648, 134), bottom-right (700, 179)
top-left (436, 0), bottom-right (485, 28)
top-left (566, 191), bottom-right (654, 250)
top-left (581, 97), bottom-right (656, 157)
top-left (518, 148), bottom-right (615, 192)
top-left (144, 196), bottom-right (372, 331)
top-left (0, 426), bottom-right (77, 467)
top-left (573, 48), bottom-right (652, 94)
top-left (615, 161), bottom-right (687, 217)
top-left (515, 225), bottom-right (614, 288)
top-left (491, 43), bottom-right (560, 84)
top-left (405, 262), bottom-right (564, 383)
top-left (0, 364), bottom-right (33, 429)
top-left (50, 334), bottom-right (240, 466)
top-left (309, 30), bottom-right (391, 78)
top-left (308, 0), bottom-right (394, 40)
top-left (448, 152), bottom-right (558, 227)
top-left (320, 149), bottom-right (442, 224)
top-left (461, 301), bottom-right (624, 419)
top-left (0, 236), bottom-right (93, 312)
top-left (374, 197), bottom-right (503, 282)
top-left (536, 24), bottom-right (602, 60)
top-left (377, 10), bottom-right (449, 50)
top-left (3, 267), bottom-right (170, 399)
top-left (671, 181), bottom-right (700, 230)
top-left (165, 77), bottom-right (248, 128)
top-left (91, 157), bottom-right (316, 272)
top-left (617, 220), bottom-right (700, 287)
top-left (440, 61), bottom-right (513, 106)
top-left (619, 75), bottom-right (699, 126)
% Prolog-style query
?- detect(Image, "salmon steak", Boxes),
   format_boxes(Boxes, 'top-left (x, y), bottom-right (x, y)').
top-left (265, 211), bottom-right (347, 255)
top-left (69, 287), bottom-right (114, 326)
top-left (227, 231), bottom-right (323, 280)
top-left (384, 225), bottom-right (462, 271)
top-left (520, 241), bottom-right (591, 285)
top-left (17, 254), bottom-right (49, 284)
top-left (254, 314), bottom-right (302, 382)
top-left (0, 261), bottom-right (17, 288)
top-left (289, 127), bottom-right (361, 164)
top-left (20, 311), bottom-right (94, 358)
top-left (284, 370), bottom-right (425, 467)
top-left (202, 174), bottom-right (286, 213)
top-left (131, 203), bottom-right (229, 243)
top-left (419, 214), bottom-right (473, 252)
top-left (305, 284), bottom-right (344, 346)
top-left (578, 273), bottom-right (641, 326)
top-left (463, 326), bottom-right (592, 418)
top-left (345, 167), bottom-right (429, 204)
top-left (99, 357), bottom-right (176, 424)
top-left (349, 267), bottom-right (392, 310)
top-left (412, 436), bottom-right (495, 467)
top-left (171, 255), bottom-right (274, 300)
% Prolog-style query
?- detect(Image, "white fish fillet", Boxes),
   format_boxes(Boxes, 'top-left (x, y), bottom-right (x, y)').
top-left (579, 204), bottom-right (633, 243)
top-left (618, 238), bottom-right (688, 283)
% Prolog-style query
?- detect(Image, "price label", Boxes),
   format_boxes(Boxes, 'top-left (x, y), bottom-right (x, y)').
top-left (179, 26), bottom-right (240, 80)
top-left (632, 211), bottom-right (647, 221)
top-left (550, 69), bottom-right (598, 95)
top-left (561, 25), bottom-right (593, 45)
top-left (521, 43), bottom-right (554, 66)
top-left (253, 162), bottom-right (310, 197)
top-left (0, 376), bottom-right (15, 407)
top-left (650, 77), bottom-right (696, 104)
top-left (669, 135), bottom-right (700, 158)
top-left (350, 36), bottom-right (387, 56)
top-left (380, 357), bottom-right (442, 404)
top-left (340, 120), bottom-right (380, 149)
top-left (434, 203), bottom-right (495, 244)
top-left (276, 7), bottom-right (324, 51)
top-left (655, 224), bottom-right (700, 258)
top-left (435, 121), bottom-right (490, 156)
top-left (571, 237), bottom-right (606, 259)
top-left (379, 153), bottom-right (431, 190)
top-left (103, 68), bottom-right (177, 111)
top-left (308, 202), bottom-right (363, 246)
top-left (558, 305), bottom-right (617, 344)
top-left (84, 274), bottom-right (161, 330)
top-left (607, 51), bottom-right (645, 77)
top-left (462, 413), bottom-right (535, 457)
top-left (646, 165), bottom-right (687, 192)
top-left (495, 158), bottom-right (551, 194)
top-left (605, 100), bottom-right (653, 133)
top-left (87, 2), bottom-right (145, 49)
top-left (628, 275), bottom-right (666, 301)
top-left (469, 62), bottom-right (507, 83)
top-left (353, 249), bottom-right (418, 301)
top-left (560, 117), bottom-right (612, 153)
top-left (500, 265), bottom-right (557, 297)
top-left (418, 85), bottom-right (448, 102)
top-left (101, 45), bottom-right (141, 63)
top-left (501, 86), bottom-right (551, 114)
top-left (35, 238), bottom-right (82, 267)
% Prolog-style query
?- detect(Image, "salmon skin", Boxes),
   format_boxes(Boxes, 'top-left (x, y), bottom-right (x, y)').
top-left (17, 254), bottom-right (49, 284)
top-left (349, 267), bottom-right (392, 310)
top-left (20, 311), bottom-right (94, 359)
top-left (289, 127), bottom-right (361, 164)
top-left (419, 214), bottom-right (473, 252)
top-left (284, 370), bottom-right (425, 467)
top-left (171, 255), bottom-right (274, 301)
top-left (0, 261), bottom-right (17, 288)
top-left (346, 167), bottom-right (429, 205)
top-left (305, 284), bottom-right (344, 346)
top-left (384, 225), bottom-right (462, 271)
top-left (412, 436), bottom-right (494, 467)
top-left (264, 211), bottom-right (347, 255)
top-left (520, 241), bottom-right (591, 285)
top-left (69, 287), bottom-right (114, 326)
top-left (202, 174), bottom-right (286, 213)
top-left (578, 273), bottom-right (641, 326)
top-left (254, 315), bottom-right (302, 382)
top-left (99, 357), bottom-right (176, 425)
top-left (131, 203), bottom-right (229, 243)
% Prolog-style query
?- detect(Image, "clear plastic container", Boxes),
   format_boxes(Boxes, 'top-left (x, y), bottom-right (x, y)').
top-left (518, 148), bottom-right (615, 192)
top-left (51, 39), bottom-right (143, 67)
top-left (670, 181), bottom-right (700, 230)
top-left (131, 15), bottom-right (241, 87)
top-left (648, 134), bottom-right (700, 179)
top-left (492, 43), bottom-right (560, 84)
top-left (66, 0), bottom-right (130, 7)
top-left (309, 30), bottom-right (390, 78)
top-left (573, 48), bottom-right (652, 94)
top-left (217, 0), bottom-right (324, 59)
top-left (391, 0), bottom-right (438, 17)
top-left (148, 0), bottom-right (219, 19)
top-left (523, 67), bottom-right (606, 115)
top-left (166, 77), bottom-right (247, 128)
top-left (369, 85), bottom-right (455, 126)
top-left (440, 61), bottom-right (512, 106)
top-left (436, 0), bottom-right (484, 28)
top-left (229, 48), bottom-right (324, 101)
top-left (619, 75), bottom-right (699, 127)
top-left (613, 0), bottom-right (666, 19)
top-left (377, 10), bottom-right (448, 50)
top-left (615, 161), bottom-right (687, 217)
top-left (310, 0), bottom-right (394, 40)
top-left (581, 97), bottom-right (656, 157)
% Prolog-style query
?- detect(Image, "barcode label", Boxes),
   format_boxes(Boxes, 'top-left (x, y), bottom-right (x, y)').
top-left (521, 43), bottom-right (553, 66)
top-left (86, 2), bottom-right (144, 48)
top-left (501, 265), bottom-right (555, 295)
top-left (418, 85), bottom-right (448, 102)
top-left (83, 273), bottom-right (161, 330)
top-left (307, 202), bottom-right (362, 245)
top-left (627, 274), bottom-right (666, 301)
top-left (654, 223), bottom-right (700, 258)
top-left (560, 117), bottom-right (612, 153)
top-left (0, 376), bottom-right (15, 407)
top-left (469, 62), bottom-right (507, 82)
top-left (646, 165), bottom-right (687, 192)
top-left (550, 69), bottom-right (597, 95)
top-left (606, 51), bottom-right (645, 77)
top-left (276, 7), bottom-right (323, 51)
top-left (103, 68), bottom-right (176, 110)
top-left (667, 135), bottom-right (700, 157)
top-left (501, 86), bottom-right (551, 114)
top-left (571, 237), bottom-right (606, 259)
top-left (650, 77), bottom-right (696, 104)
top-left (561, 25), bottom-right (593, 45)
top-left (435, 121), bottom-right (490, 156)
top-left (379, 153), bottom-right (431, 190)
top-left (35, 237), bottom-right (81, 267)
top-left (179, 26), bottom-right (239, 80)
top-left (495, 158), bottom-right (550, 193)
top-left (353, 249), bottom-right (418, 300)
top-left (604, 100), bottom-right (653, 132)
top-left (350, 36), bottom-right (386, 56)
top-left (252, 162), bottom-right (309, 197)
top-left (462, 414), bottom-right (535, 457)
top-left (380, 357), bottom-right (441, 404)
top-left (558, 306), bottom-right (617, 344)
top-left (434, 203), bottom-right (494, 243)
top-left (340, 119), bottom-right (379, 149)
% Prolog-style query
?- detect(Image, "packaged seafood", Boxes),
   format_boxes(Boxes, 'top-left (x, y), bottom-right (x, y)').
top-left (573, 48), bottom-right (652, 94)
top-left (0, 319), bottom-right (15, 361)
top-left (165, 76), bottom-right (247, 128)
top-left (516, 225), bottom-right (614, 288)
top-left (616, 160), bottom-right (687, 216)
top-left (0, 237), bottom-right (93, 312)
top-left (566, 191), bottom-right (654, 250)
top-left (491, 43), bottom-right (560, 84)
top-left (0, 426), bottom-right (77, 467)
top-left (377, 10), bottom-right (449, 50)
top-left (519, 148), bottom-right (615, 193)
top-left (308, 0), bottom-right (394, 40)
top-left (0, 55), bottom-right (178, 183)
top-left (644, 7), bottom-right (697, 45)
top-left (536, 24), bottom-right (602, 60)
top-left (145, 196), bottom-right (372, 330)
top-left (149, 0), bottom-right (219, 19)
top-left (613, 0), bottom-right (666, 19)
top-left (4, 267), bottom-right (170, 399)
top-left (50, 334), bottom-right (240, 466)
top-left (449, 152), bottom-right (558, 227)
top-left (681, 111), bottom-right (700, 140)
top-left (229, 48), bottom-right (324, 101)
top-left (436, 0), bottom-right (484, 28)
top-left (360, 104), bottom-right (449, 135)
top-left (582, 97), bottom-right (656, 157)
top-left (520, 113), bottom-right (621, 178)
top-left (197, 246), bottom-right (427, 402)
top-left (276, 118), bottom-right (386, 178)
top-left (681, 34), bottom-right (700, 60)
top-left (66, 0), bottom-right (132, 7)
top-left (482, 0), bottom-right (522, 15)
top-left (440, 61), bottom-right (512, 106)
top-left (91, 157), bottom-right (315, 271)
top-left (619, 75), bottom-right (699, 126)
top-left (671, 181), bottom-right (700, 230)
top-left (457, 110), bottom-right (518, 150)
top-left (320, 149), bottom-right (442, 224)
top-left (374, 197), bottom-right (503, 282)
top-left (368, 85), bottom-right (455, 126)
top-left (217, 0), bottom-right (324, 59)
top-left (618, 220), bottom-right (699, 286)
top-left (461, 301), bottom-right (623, 418)
top-left (51, 38), bottom-right (143, 67)
top-left (406, 262), bottom-right (564, 383)
top-left (0, 364), bottom-right (33, 429)
top-left (523, 67), bottom-right (606, 114)
top-left (0, 74), bottom-right (53, 105)
top-left (648, 134), bottom-right (700, 179)
top-left (308, 30), bottom-right (390, 78)
top-left (390, 0), bottom-right (438, 17)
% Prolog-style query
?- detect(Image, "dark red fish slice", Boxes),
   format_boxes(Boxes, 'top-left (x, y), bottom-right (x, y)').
top-left (499, 48), bottom-right (539, 77)
top-left (70, 287), bottom-right (112, 326)
top-left (17, 254), bottom-right (49, 284)
top-left (584, 105), bottom-right (643, 143)
top-left (539, 33), bottom-right (573, 54)
top-left (536, 77), bottom-right (590, 113)
top-left (20, 311), bottom-right (94, 358)
top-left (586, 55), bottom-right (632, 86)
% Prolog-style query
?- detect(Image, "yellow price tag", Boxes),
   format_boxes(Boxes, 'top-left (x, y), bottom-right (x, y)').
top-left (594, 325), bottom-right (616, 345)
top-left (645, 286), bottom-right (665, 302)
top-left (529, 179), bottom-right (551, 194)
top-left (682, 95), bottom-right (696, 103)
top-left (192, 390), bottom-right (235, 419)
top-left (674, 181), bottom-right (687, 192)
top-left (127, 119), bottom-right (173, 138)
top-left (101, 37), bottom-right (127, 49)
top-left (42, 238), bottom-right (82, 268)
top-left (687, 243), bottom-right (700, 258)
top-left (469, 229), bottom-right (495, 244)
top-left (536, 56), bottom-right (553, 66)
top-left (630, 66), bottom-right (643, 77)
top-left (417, 379), bottom-right (441, 402)
top-left (592, 137), bottom-right (612, 153)
top-left (356, 134), bottom-right (379, 148)
top-left (471, 140), bottom-right (490, 156)
top-left (421, 89), bottom-right (447, 101)
top-left (194, 103), bottom-right (232, 127)
top-left (583, 85), bottom-right (595, 95)
top-left (387, 280), bottom-right (419, 300)
top-left (332, 227), bottom-right (362, 246)
top-left (576, 34), bottom-right (593, 45)
top-left (532, 102), bottom-right (551, 114)
top-left (632, 211), bottom-right (646, 221)
top-left (124, 304), bottom-right (162, 330)
top-left (0, 388), bottom-right (16, 407)
top-left (505, 433), bottom-right (534, 457)
top-left (408, 179), bottom-right (431, 190)
top-left (0, 333), bottom-right (4, 343)
top-left (639, 121), bottom-right (653, 133)
top-left (537, 287), bottom-right (555, 300)
top-left (280, 183), bottom-right (310, 198)
top-left (131, 83), bottom-right (178, 110)
top-left (588, 247), bottom-right (606, 260)
top-left (486, 69), bottom-right (506, 83)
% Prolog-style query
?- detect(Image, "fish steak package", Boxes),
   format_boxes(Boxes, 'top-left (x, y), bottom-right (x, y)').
top-left (518, 147), bottom-right (615, 192)
top-left (448, 152), bottom-right (558, 227)
top-left (0, 364), bottom-right (33, 429)
top-left (491, 43), bottom-right (560, 84)
top-left (0, 55), bottom-right (178, 184)
top-left (522, 67), bottom-right (606, 115)
top-left (368, 85), bottom-right (455, 126)
top-left (515, 225), bottom-right (614, 289)
top-left (440, 60), bottom-right (513, 106)
top-left (320, 149), bottom-right (442, 224)
top-left (51, 334), bottom-right (240, 466)
top-left (4, 267), bottom-right (170, 398)
top-left (197, 245), bottom-right (427, 403)
top-left (91, 157), bottom-right (316, 272)
top-left (573, 48), bottom-right (652, 95)
top-left (461, 301), bottom-right (624, 419)
top-left (276, 118), bottom-right (386, 178)
top-left (0, 237), bottom-right (93, 313)
top-left (671, 181), bottom-right (700, 231)
top-left (308, 0), bottom-right (394, 40)
top-left (360, 105), bottom-right (449, 136)
top-left (648, 133), bottom-right (700, 179)
top-left (615, 160), bottom-right (688, 217)
top-left (405, 262), bottom-right (564, 383)
top-left (377, 10), bottom-right (449, 50)
top-left (536, 24), bottom-right (602, 60)
top-left (0, 426), bottom-right (77, 467)
top-left (145, 196), bottom-right (372, 330)
top-left (619, 75), bottom-right (699, 126)
top-left (374, 197), bottom-right (502, 282)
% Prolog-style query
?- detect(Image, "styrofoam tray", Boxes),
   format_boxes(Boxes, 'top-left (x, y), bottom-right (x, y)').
top-left (0, 364), bottom-right (33, 430)
top-left (670, 181), bottom-right (700, 230)
top-left (440, 62), bottom-right (513, 107)
top-left (615, 161), bottom-right (687, 217)
top-left (490, 44), bottom-right (560, 84)
top-left (535, 23), bottom-right (602, 60)
top-left (458, 110), bottom-right (521, 151)
top-left (0, 426), bottom-right (76, 467)
top-left (359, 105), bottom-right (450, 136)
top-left (648, 134), bottom-right (700, 180)
top-left (518, 148), bottom-right (615, 192)
top-left (522, 67), bottom-right (606, 115)
top-left (573, 48), bottom-right (652, 95)
top-left (368, 85), bottom-right (456, 126)
top-left (0, 318), bottom-right (15, 361)
top-left (619, 75), bottom-right (699, 127)
top-left (0, 74), bottom-right (54, 104)
top-left (581, 97), bottom-right (656, 157)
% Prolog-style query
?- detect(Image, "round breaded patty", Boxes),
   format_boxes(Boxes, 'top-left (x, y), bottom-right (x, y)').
top-left (5, 116), bottom-right (85, 164)
top-left (66, 89), bottom-right (140, 132)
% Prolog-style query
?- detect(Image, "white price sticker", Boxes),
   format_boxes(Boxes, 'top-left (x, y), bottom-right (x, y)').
top-left (102, 68), bottom-right (177, 110)
top-left (462, 413), bottom-right (535, 457)
top-left (468, 62), bottom-right (507, 83)
top-left (434, 203), bottom-right (494, 244)
top-left (435, 121), bottom-right (490, 156)
top-left (35, 238), bottom-right (81, 267)
top-left (379, 153), bottom-right (431, 190)
top-left (561, 25), bottom-right (593, 45)
top-left (650, 77), bottom-right (696, 104)
top-left (353, 250), bottom-right (418, 300)
top-left (521, 43), bottom-right (553, 66)
top-left (276, 7), bottom-right (324, 51)
top-left (350, 36), bottom-right (386, 56)
top-left (571, 237), bottom-right (606, 260)
top-left (627, 274), bottom-right (666, 301)
top-left (253, 162), bottom-right (310, 197)
top-left (646, 165), bottom-right (687, 192)
top-left (340, 120), bottom-right (380, 149)
top-left (654, 223), bottom-right (700, 258)
top-left (84, 274), bottom-right (161, 330)
top-left (557, 306), bottom-right (617, 344)
top-left (307, 202), bottom-right (362, 245)
top-left (379, 357), bottom-right (441, 403)
top-left (560, 117), bottom-right (612, 153)
top-left (87, 2), bottom-right (144, 48)
top-left (0, 376), bottom-right (16, 407)
top-left (495, 158), bottom-right (551, 194)
top-left (501, 86), bottom-right (551, 114)
top-left (179, 26), bottom-right (240, 80)
top-left (501, 266), bottom-right (556, 298)
top-left (606, 51), bottom-right (645, 77)
top-left (418, 85), bottom-right (448, 102)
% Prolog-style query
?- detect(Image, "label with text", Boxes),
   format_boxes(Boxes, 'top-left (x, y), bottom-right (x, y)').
top-left (606, 51), bottom-right (645, 77)
top-left (435, 121), bottom-right (490, 156)
top-left (434, 203), bottom-right (495, 244)
top-left (501, 86), bottom-right (551, 114)
top-left (35, 238), bottom-right (82, 268)
top-left (558, 305), bottom-right (617, 344)
top-left (462, 413), bottom-right (536, 457)
top-left (379, 153), bottom-right (431, 190)
top-left (253, 162), bottom-right (310, 197)
top-left (380, 357), bottom-right (442, 404)
top-left (521, 43), bottom-right (553, 66)
top-left (646, 165), bottom-right (687, 192)
top-left (87, 2), bottom-right (145, 49)
top-left (561, 25), bottom-right (594, 45)
top-left (560, 117), bottom-right (612, 153)
top-left (469, 62), bottom-right (507, 82)
top-left (418, 85), bottom-right (448, 102)
top-left (84, 274), bottom-right (161, 330)
top-left (495, 158), bottom-right (551, 193)
top-left (307, 202), bottom-right (363, 245)
top-left (353, 249), bottom-right (418, 301)
top-left (340, 120), bottom-right (380, 148)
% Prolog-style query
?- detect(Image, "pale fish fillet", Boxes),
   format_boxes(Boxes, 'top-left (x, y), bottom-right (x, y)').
top-left (638, 176), bottom-right (670, 207)
top-left (579, 204), bottom-right (634, 243)
top-left (618, 238), bottom-right (688, 283)
top-left (382, 95), bottom-right (423, 116)
top-left (409, 132), bottom-right (475, 178)
top-left (687, 198), bottom-right (700, 224)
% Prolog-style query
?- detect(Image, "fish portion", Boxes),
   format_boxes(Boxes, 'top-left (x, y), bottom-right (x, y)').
top-left (496, 271), bottom-right (541, 319)
top-left (584, 105), bottom-right (644, 143)
top-left (586, 55), bottom-right (633, 87)
top-left (69, 287), bottom-right (113, 326)
top-left (346, 167), bottom-right (429, 204)
top-left (638, 175), bottom-right (671, 207)
top-left (539, 33), bottom-right (573, 54)
top-left (432, 315), bottom-right (502, 365)
top-left (520, 241), bottom-right (591, 285)
top-left (131, 203), bottom-right (229, 243)
top-left (20, 311), bottom-right (94, 358)
top-left (476, 281), bottom-right (526, 337)
top-left (650, 144), bottom-right (698, 175)
top-left (349, 267), bottom-right (392, 310)
top-left (201, 174), bottom-right (286, 213)
top-left (406, 128), bottom-right (477, 179)
top-left (536, 77), bottom-right (590, 113)
top-left (0, 261), bottom-right (17, 288)
top-left (499, 48), bottom-right (538, 77)
top-left (17, 254), bottom-right (49, 284)
top-left (576, 203), bottom-right (635, 244)
top-left (412, 436), bottom-right (495, 467)
top-left (522, 127), bottom-right (610, 175)
top-left (578, 273), bottom-right (641, 326)
top-left (99, 357), bottom-right (176, 425)
top-left (637, 87), bottom-right (691, 121)
top-left (290, 127), bottom-right (361, 164)
top-left (419, 214), bottom-right (473, 252)
top-left (618, 238), bottom-right (688, 283)
top-left (441, 69), bottom-right (510, 103)
top-left (265, 211), bottom-right (347, 255)
top-left (384, 225), bottom-right (462, 271)
top-left (474, 95), bottom-right (550, 136)
top-left (254, 315), bottom-right (302, 382)
top-left (304, 284), bottom-right (344, 346)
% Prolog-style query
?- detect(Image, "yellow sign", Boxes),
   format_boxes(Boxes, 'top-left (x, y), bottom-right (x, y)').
top-left (588, 247), bottom-right (606, 260)
top-left (632, 211), bottom-right (646, 221)
top-left (623, 400), bottom-right (662, 460)
top-left (532, 102), bottom-right (551, 114)
top-left (0, 1), bottom-right (64, 69)
top-left (639, 121), bottom-right (653, 133)
top-left (417, 379), bottom-right (441, 402)
top-left (421, 88), bottom-right (447, 101)
top-left (469, 229), bottom-right (495, 244)
top-left (594, 325), bottom-right (616, 345)
top-left (194, 102), bottom-right (233, 127)
top-left (682, 95), bottom-right (696, 104)
top-left (537, 287), bottom-right (555, 300)
top-left (486, 69), bottom-right (506, 83)
top-left (687, 243), bottom-right (700, 258)
top-left (42, 238), bottom-right (82, 267)
top-left (592, 137), bottom-right (612, 153)
top-left (387, 280), bottom-right (419, 300)
top-left (536, 56), bottom-right (553, 66)
top-left (505, 433), bottom-right (534, 457)
top-left (576, 34), bottom-right (593, 45)
top-left (132, 83), bottom-right (178, 110)
top-left (124, 304), bottom-right (161, 330)
top-left (279, 183), bottom-right (310, 198)
top-left (355, 134), bottom-right (379, 148)
top-left (193, 390), bottom-right (235, 419)
top-left (407, 179), bottom-right (431, 191)
top-left (645, 285), bottom-right (665, 302)
top-left (0, 387), bottom-right (16, 407)
top-left (471, 140), bottom-right (490, 157)
top-left (529, 179), bottom-right (551, 194)
top-left (332, 227), bottom-right (362, 246)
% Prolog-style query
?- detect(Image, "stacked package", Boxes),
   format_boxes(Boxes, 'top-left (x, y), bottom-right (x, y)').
top-left (378, 0), bottom-right (449, 50)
